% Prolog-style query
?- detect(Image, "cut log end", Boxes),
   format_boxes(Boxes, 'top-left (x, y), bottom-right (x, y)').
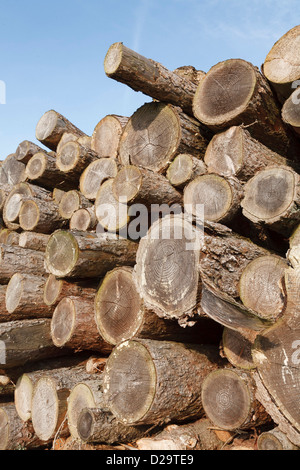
top-left (51, 297), bottom-right (77, 347)
top-left (67, 383), bottom-right (96, 439)
top-left (14, 374), bottom-right (34, 422)
top-left (45, 230), bottom-right (78, 278)
top-left (104, 42), bottom-right (123, 76)
top-left (36, 110), bottom-right (59, 142)
top-left (77, 407), bottom-right (95, 442)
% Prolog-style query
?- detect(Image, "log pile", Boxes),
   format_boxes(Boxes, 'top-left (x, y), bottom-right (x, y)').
top-left (0, 26), bottom-right (300, 452)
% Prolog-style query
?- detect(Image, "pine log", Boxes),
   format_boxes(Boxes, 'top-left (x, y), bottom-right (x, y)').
top-left (56, 141), bottom-right (99, 181)
top-left (58, 190), bottom-right (92, 220)
top-left (241, 165), bottom-right (300, 236)
top-left (238, 255), bottom-right (288, 321)
top-left (91, 114), bottom-right (129, 158)
top-left (31, 365), bottom-right (94, 442)
top-left (69, 207), bottom-right (97, 232)
top-left (77, 407), bottom-right (151, 445)
top-left (35, 110), bottom-right (85, 151)
top-left (263, 25), bottom-right (300, 103)
top-left (221, 327), bottom-right (258, 370)
top-left (103, 339), bottom-right (225, 426)
top-left (204, 126), bottom-right (293, 182)
top-left (4, 273), bottom-right (50, 319)
top-left (50, 296), bottom-right (113, 354)
top-left (0, 403), bottom-right (45, 450)
top-left (0, 244), bottom-right (46, 284)
top-left (252, 310), bottom-right (300, 445)
top-left (201, 368), bottom-right (270, 431)
top-left (25, 151), bottom-right (79, 191)
top-left (19, 197), bottom-right (67, 233)
top-left (104, 42), bottom-right (199, 116)
top-left (0, 373), bottom-right (14, 397)
top-left (77, 135), bottom-right (92, 148)
top-left (45, 230), bottom-right (138, 279)
top-left (192, 59), bottom-right (298, 158)
top-left (79, 157), bottom-right (119, 200)
top-left (15, 140), bottom-right (46, 164)
top-left (94, 266), bottom-right (222, 346)
top-left (118, 101), bottom-right (211, 173)
top-left (0, 184), bottom-right (12, 214)
top-left (56, 132), bottom-right (79, 155)
top-left (19, 231), bottom-right (50, 251)
top-left (53, 187), bottom-right (66, 204)
top-left (112, 165), bottom-right (183, 207)
top-left (43, 273), bottom-right (96, 308)
top-left (183, 174), bottom-right (243, 225)
top-left (0, 318), bottom-right (66, 369)
top-left (136, 418), bottom-right (223, 451)
top-left (94, 178), bottom-right (129, 234)
top-left (173, 65), bottom-right (206, 85)
top-left (133, 214), bottom-right (203, 324)
top-left (166, 153), bottom-right (207, 188)
top-left (282, 87), bottom-right (300, 135)
top-left (0, 154), bottom-right (26, 186)
top-left (0, 229), bottom-right (20, 246)
top-left (257, 427), bottom-right (299, 450)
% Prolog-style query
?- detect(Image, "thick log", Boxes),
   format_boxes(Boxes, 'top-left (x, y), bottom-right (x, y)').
top-left (45, 230), bottom-right (138, 279)
top-left (50, 296), bottom-right (113, 354)
top-left (257, 427), bottom-right (299, 450)
top-left (0, 154), bottom-right (26, 186)
top-left (112, 165), bottom-right (183, 207)
top-left (118, 101), bottom-right (211, 173)
top-left (5, 273), bottom-right (50, 319)
top-left (77, 407), bottom-right (150, 445)
top-left (0, 403), bottom-right (45, 450)
top-left (56, 141), bottom-right (99, 181)
top-left (19, 197), bottom-right (67, 233)
top-left (183, 174), bottom-right (243, 225)
top-left (79, 157), bottom-right (119, 200)
top-left (35, 110), bottom-right (85, 151)
top-left (133, 215), bottom-right (203, 324)
top-left (0, 318), bottom-right (66, 369)
top-left (0, 244), bottom-right (46, 284)
top-left (43, 273), bottom-right (96, 308)
top-left (15, 140), bottom-right (46, 164)
top-left (136, 418), bottom-right (223, 451)
top-left (94, 266), bottom-right (222, 346)
top-left (103, 338), bottom-right (225, 425)
top-left (19, 231), bottom-right (50, 251)
top-left (91, 114), bottom-right (129, 158)
top-left (282, 87), bottom-right (300, 135)
top-left (192, 58), bottom-right (298, 158)
top-left (238, 255), bottom-right (288, 321)
top-left (58, 189), bottom-right (92, 220)
top-left (201, 368), bottom-right (270, 431)
top-left (25, 151), bottom-right (79, 191)
top-left (69, 207), bottom-right (97, 232)
top-left (263, 25), bottom-right (300, 103)
top-left (252, 309), bottom-right (300, 445)
top-left (166, 153), bottom-right (207, 188)
top-left (104, 42), bottom-right (198, 116)
top-left (241, 166), bottom-right (300, 236)
top-left (95, 178), bottom-right (129, 234)
top-left (31, 364), bottom-right (94, 442)
top-left (204, 126), bottom-right (292, 182)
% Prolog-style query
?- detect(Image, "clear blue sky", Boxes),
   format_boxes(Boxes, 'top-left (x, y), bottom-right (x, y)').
top-left (0, 0), bottom-right (298, 160)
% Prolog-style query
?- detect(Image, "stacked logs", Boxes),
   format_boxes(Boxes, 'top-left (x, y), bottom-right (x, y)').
top-left (0, 25), bottom-right (300, 452)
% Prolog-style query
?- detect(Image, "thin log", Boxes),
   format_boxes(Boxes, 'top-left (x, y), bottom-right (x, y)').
top-left (15, 140), bottom-right (46, 164)
top-left (241, 165), bottom-right (300, 236)
top-left (104, 42), bottom-right (198, 116)
top-left (58, 189), bottom-right (92, 220)
top-left (103, 339), bottom-right (225, 425)
top-left (91, 114), bottom-right (129, 158)
top-left (95, 178), bottom-right (129, 234)
top-left (19, 231), bottom-right (50, 251)
top-left (173, 65), bottom-right (206, 85)
top-left (69, 207), bottom-right (97, 232)
top-left (257, 427), bottom-right (299, 450)
top-left (50, 296), bottom-right (113, 354)
top-left (221, 327), bottom-right (258, 370)
top-left (201, 368), bottom-right (271, 431)
top-left (192, 58), bottom-right (298, 158)
top-left (35, 110), bottom-right (85, 151)
top-left (43, 273), bottom-right (96, 308)
top-left (166, 153), bottom-right (207, 188)
top-left (56, 141), bottom-right (99, 181)
top-left (19, 197), bottom-right (68, 234)
top-left (282, 87), bottom-right (300, 135)
top-left (263, 25), bottom-right (300, 103)
top-left (118, 101), bottom-right (211, 173)
top-left (79, 157), bottom-right (119, 200)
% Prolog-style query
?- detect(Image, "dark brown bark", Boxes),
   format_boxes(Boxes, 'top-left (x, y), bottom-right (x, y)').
top-left (103, 338), bottom-right (225, 425)
top-left (118, 101), bottom-right (211, 173)
top-left (35, 110), bottom-right (85, 151)
top-left (45, 229), bottom-right (138, 279)
top-left (193, 59), bottom-right (298, 159)
top-left (104, 42), bottom-right (198, 116)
